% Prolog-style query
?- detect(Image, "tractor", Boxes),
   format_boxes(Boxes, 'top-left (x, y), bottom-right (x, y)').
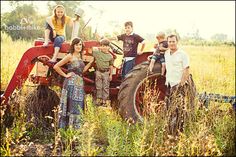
top-left (1, 38), bottom-right (167, 122)
top-left (1, 38), bottom-right (235, 123)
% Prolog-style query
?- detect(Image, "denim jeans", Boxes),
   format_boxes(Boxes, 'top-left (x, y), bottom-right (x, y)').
top-left (122, 57), bottom-right (135, 79)
top-left (45, 22), bottom-right (65, 48)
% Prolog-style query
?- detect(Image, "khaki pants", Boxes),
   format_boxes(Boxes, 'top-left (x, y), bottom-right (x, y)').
top-left (95, 71), bottom-right (110, 101)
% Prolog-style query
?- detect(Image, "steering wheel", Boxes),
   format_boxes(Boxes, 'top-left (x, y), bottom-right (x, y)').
top-left (109, 42), bottom-right (124, 55)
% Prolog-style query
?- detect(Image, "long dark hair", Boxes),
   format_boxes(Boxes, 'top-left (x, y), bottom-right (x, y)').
top-left (68, 38), bottom-right (84, 58)
top-left (53, 5), bottom-right (65, 27)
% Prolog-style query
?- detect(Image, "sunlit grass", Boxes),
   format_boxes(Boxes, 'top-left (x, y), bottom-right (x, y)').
top-left (1, 32), bottom-right (32, 89)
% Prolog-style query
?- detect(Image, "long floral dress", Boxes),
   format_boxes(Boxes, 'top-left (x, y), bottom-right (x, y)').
top-left (59, 58), bottom-right (85, 129)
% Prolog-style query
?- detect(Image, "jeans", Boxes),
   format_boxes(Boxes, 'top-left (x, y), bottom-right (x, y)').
top-left (45, 22), bottom-right (65, 48)
top-left (122, 57), bottom-right (135, 79)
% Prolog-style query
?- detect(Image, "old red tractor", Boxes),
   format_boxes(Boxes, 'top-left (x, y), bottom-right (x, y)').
top-left (1, 38), bottom-right (167, 122)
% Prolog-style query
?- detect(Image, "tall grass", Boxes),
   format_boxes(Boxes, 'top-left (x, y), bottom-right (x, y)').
top-left (1, 32), bottom-right (32, 89)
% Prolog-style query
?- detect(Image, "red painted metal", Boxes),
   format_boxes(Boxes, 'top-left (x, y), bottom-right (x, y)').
top-left (2, 46), bottom-right (54, 102)
top-left (135, 52), bottom-right (153, 65)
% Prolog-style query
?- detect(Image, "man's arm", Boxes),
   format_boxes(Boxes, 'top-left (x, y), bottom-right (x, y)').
top-left (180, 67), bottom-right (190, 86)
top-left (180, 51), bottom-right (190, 86)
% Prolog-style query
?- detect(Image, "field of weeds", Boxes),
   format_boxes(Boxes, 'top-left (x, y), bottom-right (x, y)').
top-left (1, 32), bottom-right (235, 156)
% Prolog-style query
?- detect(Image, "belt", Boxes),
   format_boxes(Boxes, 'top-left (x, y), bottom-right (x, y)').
top-left (97, 68), bottom-right (110, 72)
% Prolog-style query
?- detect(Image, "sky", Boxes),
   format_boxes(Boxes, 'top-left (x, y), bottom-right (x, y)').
top-left (1, 1), bottom-right (235, 41)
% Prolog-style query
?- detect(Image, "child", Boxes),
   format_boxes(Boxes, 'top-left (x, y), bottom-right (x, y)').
top-left (43, 5), bottom-right (83, 62)
top-left (95, 21), bottom-right (145, 78)
top-left (92, 39), bottom-right (114, 106)
top-left (148, 32), bottom-right (168, 75)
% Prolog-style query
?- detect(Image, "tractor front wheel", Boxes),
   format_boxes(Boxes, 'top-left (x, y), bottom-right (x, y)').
top-left (24, 85), bottom-right (60, 128)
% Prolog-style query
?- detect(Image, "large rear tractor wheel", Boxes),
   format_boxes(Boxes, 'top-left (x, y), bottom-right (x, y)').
top-left (118, 61), bottom-right (167, 122)
top-left (24, 85), bottom-right (60, 128)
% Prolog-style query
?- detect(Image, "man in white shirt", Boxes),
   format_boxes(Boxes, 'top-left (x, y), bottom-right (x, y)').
top-left (165, 34), bottom-right (196, 136)
top-left (165, 34), bottom-right (190, 88)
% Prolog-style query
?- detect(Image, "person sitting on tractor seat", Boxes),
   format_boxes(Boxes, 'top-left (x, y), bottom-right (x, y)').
top-left (91, 38), bottom-right (114, 107)
top-left (42, 5), bottom-right (84, 62)
top-left (95, 21), bottom-right (145, 79)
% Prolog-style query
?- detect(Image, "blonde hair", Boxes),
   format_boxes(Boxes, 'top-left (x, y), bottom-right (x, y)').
top-left (156, 32), bottom-right (165, 39)
top-left (53, 4), bottom-right (66, 27)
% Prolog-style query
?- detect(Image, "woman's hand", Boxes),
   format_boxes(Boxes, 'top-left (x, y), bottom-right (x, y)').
top-left (65, 72), bottom-right (75, 78)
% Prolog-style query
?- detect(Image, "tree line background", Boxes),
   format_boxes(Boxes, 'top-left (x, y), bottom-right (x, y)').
top-left (1, 1), bottom-right (94, 41)
top-left (1, 1), bottom-right (235, 46)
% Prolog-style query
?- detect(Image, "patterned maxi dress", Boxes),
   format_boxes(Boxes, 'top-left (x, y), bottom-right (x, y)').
top-left (59, 58), bottom-right (85, 129)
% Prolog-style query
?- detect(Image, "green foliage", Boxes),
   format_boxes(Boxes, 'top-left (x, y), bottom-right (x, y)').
top-left (1, 3), bottom-right (45, 41)
top-left (1, 1), bottom-right (92, 41)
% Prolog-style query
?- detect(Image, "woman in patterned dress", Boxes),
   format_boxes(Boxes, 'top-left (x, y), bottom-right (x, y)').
top-left (53, 38), bottom-right (94, 129)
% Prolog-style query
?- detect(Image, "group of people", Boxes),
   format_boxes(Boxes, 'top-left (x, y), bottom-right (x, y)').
top-left (44, 4), bottom-right (194, 129)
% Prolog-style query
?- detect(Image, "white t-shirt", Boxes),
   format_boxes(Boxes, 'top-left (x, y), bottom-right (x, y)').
top-left (164, 48), bottom-right (189, 87)
top-left (71, 21), bottom-right (80, 39)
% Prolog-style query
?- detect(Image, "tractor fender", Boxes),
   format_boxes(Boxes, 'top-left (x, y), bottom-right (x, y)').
top-left (135, 52), bottom-right (153, 66)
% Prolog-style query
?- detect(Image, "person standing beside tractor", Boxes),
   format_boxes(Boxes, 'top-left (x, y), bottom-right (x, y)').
top-left (148, 32), bottom-right (168, 75)
top-left (42, 5), bottom-right (84, 62)
top-left (117, 21), bottom-right (146, 78)
top-left (91, 39), bottom-right (114, 107)
top-left (53, 37), bottom-right (94, 129)
top-left (165, 34), bottom-right (196, 136)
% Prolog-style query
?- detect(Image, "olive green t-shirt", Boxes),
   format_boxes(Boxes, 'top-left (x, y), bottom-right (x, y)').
top-left (92, 48), bottom-right (114, 70)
